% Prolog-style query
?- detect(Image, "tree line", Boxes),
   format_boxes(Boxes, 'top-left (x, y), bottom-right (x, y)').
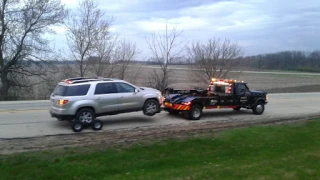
top-left (242, 50), bottom-right (320, 72)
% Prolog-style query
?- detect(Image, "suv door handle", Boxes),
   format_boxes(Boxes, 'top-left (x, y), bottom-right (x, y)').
top-left (95, 97), bottom-right (101, 100)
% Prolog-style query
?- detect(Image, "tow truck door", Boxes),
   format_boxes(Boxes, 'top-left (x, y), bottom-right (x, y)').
top-left (235, 83), bottom-right (251, 105)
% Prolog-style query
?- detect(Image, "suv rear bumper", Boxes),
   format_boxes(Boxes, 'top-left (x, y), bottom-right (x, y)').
top-left (50, 110), bottom-right (74, 120)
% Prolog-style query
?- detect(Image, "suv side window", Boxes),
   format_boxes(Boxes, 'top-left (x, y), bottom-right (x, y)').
top-left (116, 83), bottom-right (135, 93)
top-left (236, 83), bottom-right (248, 95)
top-left (95, 83), bottom-right (118, 94)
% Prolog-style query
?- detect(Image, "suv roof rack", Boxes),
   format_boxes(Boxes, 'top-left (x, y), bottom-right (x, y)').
top-left (62, 77), bottom-right (116, 84)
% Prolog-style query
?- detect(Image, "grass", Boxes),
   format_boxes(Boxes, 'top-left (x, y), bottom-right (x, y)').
top-left (1, 119), bottom-right (320, 180)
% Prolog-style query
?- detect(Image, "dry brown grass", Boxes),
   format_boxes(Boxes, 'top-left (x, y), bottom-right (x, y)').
top-left (21, 64), bottom-right (320, 100)
top-left (130, 65), bottom-right (320, 93)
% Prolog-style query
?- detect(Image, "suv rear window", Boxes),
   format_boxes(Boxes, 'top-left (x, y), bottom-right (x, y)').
top-left (53, 84), bottom-right (90, 96)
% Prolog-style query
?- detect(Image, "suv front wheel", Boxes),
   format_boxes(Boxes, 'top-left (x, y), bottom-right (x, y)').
top-left (143, 99), bottom-right (159, 116)
top-left (75, 108), bottom-right (96, 124)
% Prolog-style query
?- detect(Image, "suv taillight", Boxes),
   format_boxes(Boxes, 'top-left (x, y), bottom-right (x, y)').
top-left (58, 100), bottom-right (69, 105)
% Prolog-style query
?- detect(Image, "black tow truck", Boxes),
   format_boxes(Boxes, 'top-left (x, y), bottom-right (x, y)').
top-left (163, 78), bottom-right (268, 120)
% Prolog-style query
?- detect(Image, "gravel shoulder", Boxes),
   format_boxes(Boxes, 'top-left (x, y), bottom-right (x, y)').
top-left (1, 114), bottom-right (320, 155)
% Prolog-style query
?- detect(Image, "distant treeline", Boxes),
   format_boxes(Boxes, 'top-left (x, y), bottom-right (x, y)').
top-left (241, 50), bottom-right (320, 72)
top-left (26, 50), bottom-right (320, 72)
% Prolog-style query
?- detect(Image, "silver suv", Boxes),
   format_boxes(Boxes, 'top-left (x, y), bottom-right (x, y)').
top-left (50, 77), bottom-right (163, 124)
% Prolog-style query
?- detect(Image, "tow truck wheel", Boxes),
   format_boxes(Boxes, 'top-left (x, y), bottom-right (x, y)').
top-left (143, 99), bottom-right (159, 116)
top-left (188, 105), bottom-right (202, 120)
top-left (72, 120), bottom-right (83, 132)
top-left (252, 101), bottom-right (265, 115)
top-left (233, 106), bottom-right (241, 111)
top-left (92, 120), bottom-right (103, 130)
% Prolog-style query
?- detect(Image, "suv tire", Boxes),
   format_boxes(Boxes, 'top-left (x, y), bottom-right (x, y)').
top-left (75, 108), bottom-right (96, 124)
top-left (143, 99), bottom-right (159, 116)
top-left (188, 105), bottom-right (202, 120)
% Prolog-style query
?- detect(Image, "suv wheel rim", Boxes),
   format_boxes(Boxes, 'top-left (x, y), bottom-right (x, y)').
top-left (256, 104), bottom-right (263, 113)
top-left (79, 112), bottom-right (93, 123)
top-left (193, 108), bottom-right (200, 118)
top-left (146, 102), bottom-right (157, 114)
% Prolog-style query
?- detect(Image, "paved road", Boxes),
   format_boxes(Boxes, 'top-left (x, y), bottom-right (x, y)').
top-left (0, 92), bottom-right (320, 139)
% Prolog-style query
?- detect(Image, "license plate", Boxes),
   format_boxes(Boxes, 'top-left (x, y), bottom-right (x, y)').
top-left (164, 102), bottom-right (172, 106)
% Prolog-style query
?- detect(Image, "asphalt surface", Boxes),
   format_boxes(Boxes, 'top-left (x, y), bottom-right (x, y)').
top-left (0, 92), bottom-right (320, 139)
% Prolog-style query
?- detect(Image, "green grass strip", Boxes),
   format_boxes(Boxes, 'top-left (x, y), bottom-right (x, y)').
top-left (1, 119), bottom-right (320, 180)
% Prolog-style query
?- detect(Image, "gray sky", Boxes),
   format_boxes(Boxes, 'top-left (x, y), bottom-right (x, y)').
top-left (54, 0), bottom-right (320, 59)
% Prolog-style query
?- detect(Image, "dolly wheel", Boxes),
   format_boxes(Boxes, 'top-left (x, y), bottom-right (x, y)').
top-left (72, 120), bottom-right (83, 132)
top-left (92, 120), bottom-right (103, 130)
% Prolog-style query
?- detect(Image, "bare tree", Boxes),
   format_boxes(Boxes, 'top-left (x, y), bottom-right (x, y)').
top-left (66, 0), bottom-right (113, 77)
top-left (114, 39), bottom-right (138, 80)
top-left (145, 24), bottom-right (184, 92)
top-left (0, 0), bottom-right (67, 100)
top-left (187, 38), bottom-right (242, 84)
top-left (87, 30), bottom-right (117, 77)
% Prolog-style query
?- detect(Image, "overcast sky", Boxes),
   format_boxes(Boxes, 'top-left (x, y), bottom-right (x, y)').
top-left (55, 0), bottom-right (320, 59)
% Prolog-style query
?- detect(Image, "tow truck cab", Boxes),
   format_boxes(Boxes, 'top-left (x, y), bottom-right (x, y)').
top-left (163, 78), bottom-right (268, 120)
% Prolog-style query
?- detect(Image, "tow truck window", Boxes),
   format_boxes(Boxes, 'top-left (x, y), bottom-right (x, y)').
top-left (211, 84), bottom-right (226, 94)
top-left (236, 84), bottom-right (248, 95)
top-left (95, 83), bottom-right (118, 94)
